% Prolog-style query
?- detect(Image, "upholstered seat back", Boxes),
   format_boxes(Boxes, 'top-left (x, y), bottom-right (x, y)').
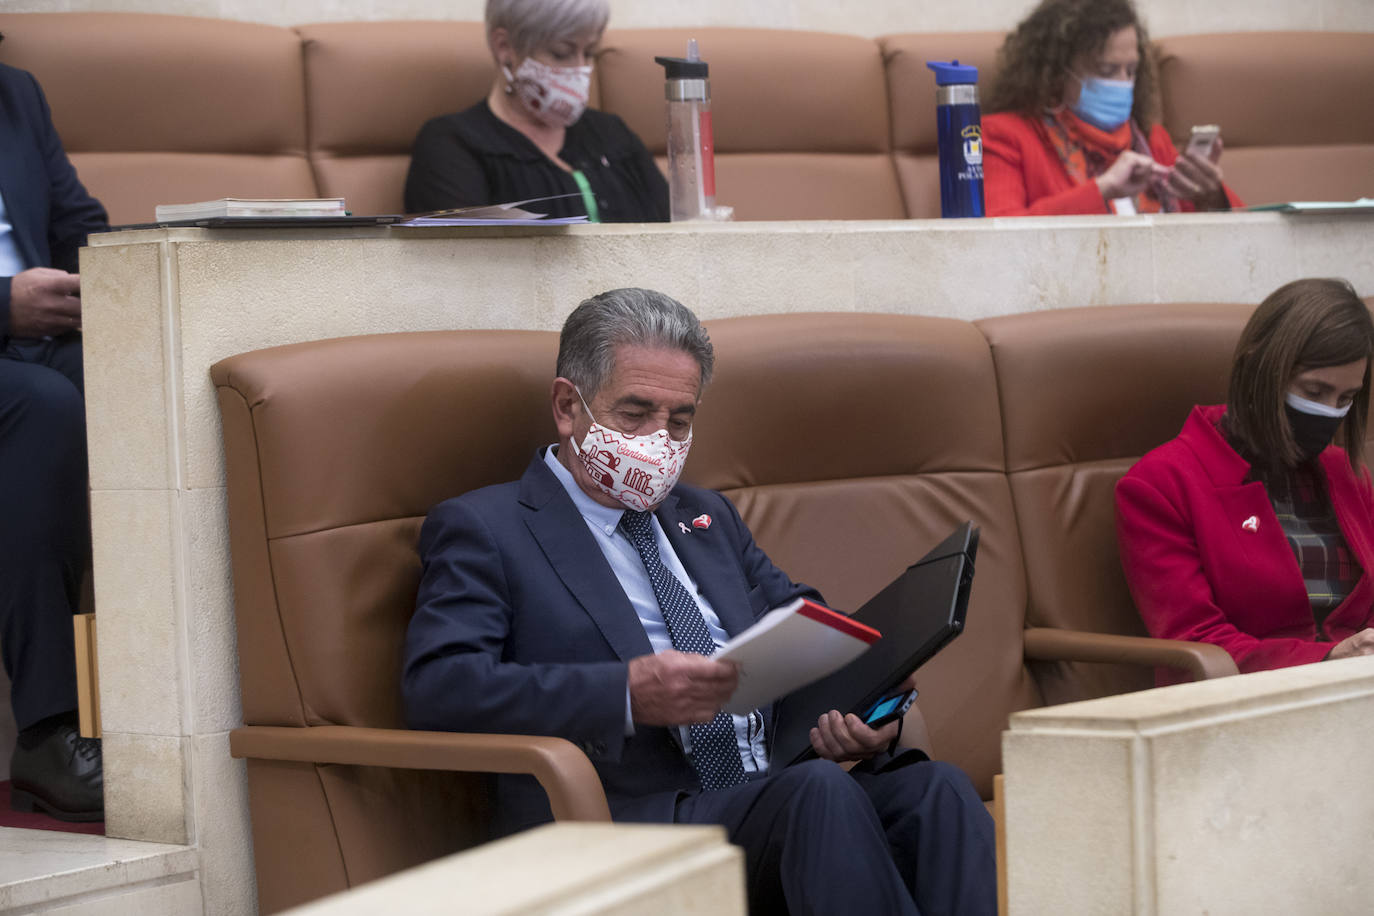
top-left (1156, 32), bottom-right (1374, 207)
top-left (688, 313), bottom-right (1041, 795)
top-left (215, 313), bottom-right (1041, 810)
top-left (213, 331), bottom-right (560, 900)
top-left (0, 13), bottom-right (315, 225)
top-left (979, 304), bottom-right (1252, 703)
top-left (215, 330), bottom-right (560, 729)
top-left (596, 29), bottom-right (907, 220)
top-left (4, 13), bottom-right (1372, 222)
top-left (297, 21), bottom-right (511, 217)
top-left (880, 32), bottom-right (1005, 220)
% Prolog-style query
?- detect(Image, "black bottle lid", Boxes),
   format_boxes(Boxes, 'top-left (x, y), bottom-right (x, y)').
top-left (655, 56), bottom-right (709, 79)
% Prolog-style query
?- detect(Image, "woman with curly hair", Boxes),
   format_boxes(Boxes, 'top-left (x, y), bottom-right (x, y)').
top-left (982, 0), bottom-right (1242, 216)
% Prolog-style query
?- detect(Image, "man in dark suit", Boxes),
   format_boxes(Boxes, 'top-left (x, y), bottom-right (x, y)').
top-left (405, 288), bottom-right (996, 914)
top-left (0, 49), bottom-right (110, 822)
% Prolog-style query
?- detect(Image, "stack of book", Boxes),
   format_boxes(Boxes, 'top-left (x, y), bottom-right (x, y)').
top-left (153, 198), bottom-right (348, 222)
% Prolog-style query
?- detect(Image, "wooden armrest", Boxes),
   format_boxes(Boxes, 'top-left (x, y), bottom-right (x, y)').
top-left (230, 725), bottom-right (611, 822)
top-left (1022, 627), bottom-right (1239, 681)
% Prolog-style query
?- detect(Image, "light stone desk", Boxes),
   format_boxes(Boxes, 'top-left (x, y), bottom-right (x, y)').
top-left (77, 213), bottom-right (1374, 914)
top-left (280, 823), bottom-right (744, 916)
top-left (1004, 654), bottom-right (1374, 915)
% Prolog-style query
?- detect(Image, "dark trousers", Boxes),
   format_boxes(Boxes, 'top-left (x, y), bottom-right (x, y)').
top-left (0, 334), bottom-right (87, 732)
top-left (676, 753), bottom-right (997, 916)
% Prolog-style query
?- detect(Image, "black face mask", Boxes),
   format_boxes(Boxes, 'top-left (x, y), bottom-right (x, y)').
top-left (1285, 404), bottom-right (1344, 463)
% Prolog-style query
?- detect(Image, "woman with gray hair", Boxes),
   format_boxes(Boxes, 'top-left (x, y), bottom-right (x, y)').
top-left (404, 0), bottom-right (668, 222)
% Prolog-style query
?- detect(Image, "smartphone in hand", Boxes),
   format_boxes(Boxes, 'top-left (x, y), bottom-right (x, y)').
top-left (862, 688), bottom-right (918, 728)
top-left (1184, 124), bottom-right (1220, 159)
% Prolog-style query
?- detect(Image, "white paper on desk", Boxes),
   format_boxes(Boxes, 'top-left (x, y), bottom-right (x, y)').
top-left (398, 193), bottom-right (588, 225)
top-left (1248, 198), bottom-right (1374, 215)
top-left (716, 598), bottom-right (881, 715)
top-left (396, 215), bottom-right (589, 227)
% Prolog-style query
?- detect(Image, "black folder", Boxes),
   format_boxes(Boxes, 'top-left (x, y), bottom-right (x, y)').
top-left (769, 522), bottom-right (979, 767)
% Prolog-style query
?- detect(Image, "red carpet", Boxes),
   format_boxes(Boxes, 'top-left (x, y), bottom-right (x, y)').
top-left (0, 781), bottom-right (104, 835)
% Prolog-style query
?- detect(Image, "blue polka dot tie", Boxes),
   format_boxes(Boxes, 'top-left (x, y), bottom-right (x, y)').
top-left (620, 509), bottom-right (748, 791)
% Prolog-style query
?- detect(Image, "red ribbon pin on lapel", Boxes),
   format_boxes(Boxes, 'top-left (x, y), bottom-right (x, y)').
top-left (1241, 515), bottom-right (1259, 533)
top-left (692, 514), bottom-right (712, 530)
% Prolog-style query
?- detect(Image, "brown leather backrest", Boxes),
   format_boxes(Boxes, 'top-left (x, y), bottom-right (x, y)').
top-left (596, 29), bottom-right (905, 220)
top-left (215, 332), bottom-right (562, 912)
top-left (688, 313), bottom-right (1039, 796)
top-left (1155, 32), bottom-right (1374, 206)
top-left (979, 303), bottom-right (1253, 704)
top-left (214, 314), bottom-right (1039, 798)
top-left (879, 32), bottom-right (1005, 220)
top-left (6, 14), bottom-right (1371, 223)
top-left (213, 331), bottom-right (560, 728)
top-left (296, 21), bottom-right (506, 217)
top-left (0, 12), bottom-right (315, 225)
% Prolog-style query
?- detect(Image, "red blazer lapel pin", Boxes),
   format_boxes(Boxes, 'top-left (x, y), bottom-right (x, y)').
top-left (692, 514), bottom-right (712, 529)
top-left (1241, 515), bottom-right (1259, 533)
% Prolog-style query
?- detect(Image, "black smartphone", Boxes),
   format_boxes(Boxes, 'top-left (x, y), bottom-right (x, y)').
top-left (862, 688), bottom-right (918, 728)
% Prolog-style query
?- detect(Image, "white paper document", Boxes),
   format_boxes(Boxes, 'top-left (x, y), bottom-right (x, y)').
top-left (1248, 198), bottom-right (1374, 215)
top-left (716, 598), bottom-right (881, 715)
top-left (397, 193), bottom-right (588, 226)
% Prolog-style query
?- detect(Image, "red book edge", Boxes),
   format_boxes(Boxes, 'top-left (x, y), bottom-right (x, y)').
top-left (795, 598), bottom-right (881, 644)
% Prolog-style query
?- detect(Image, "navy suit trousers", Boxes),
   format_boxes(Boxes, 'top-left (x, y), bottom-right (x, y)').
top-left (0, 334), bottom-right (87, 731)
top-left (676, 752), bottom-right (997, 916)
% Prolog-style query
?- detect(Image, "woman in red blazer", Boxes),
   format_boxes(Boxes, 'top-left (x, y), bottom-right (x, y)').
top-left (981, 0), bottom-right (1243, 217)
top-left (1117, 279), bottom-right (1374, 675)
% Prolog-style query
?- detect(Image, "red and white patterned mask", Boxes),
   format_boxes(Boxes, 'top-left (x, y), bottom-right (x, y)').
top-left (504, 57), bottom-right (591, 128)
top-left (568, 390), bottom-right (692, 511)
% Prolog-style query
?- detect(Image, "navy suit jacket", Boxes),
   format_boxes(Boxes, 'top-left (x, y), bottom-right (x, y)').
top-left (404, 451), bottom-right (819, 834)
top-left (0, 62), bottom-right (109, 340)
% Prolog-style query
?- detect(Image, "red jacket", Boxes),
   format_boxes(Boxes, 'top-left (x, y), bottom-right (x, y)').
top-left (982, 111), bottom-right (1245, 217)
top-left (1116, 405), bottom-right (1374, 676)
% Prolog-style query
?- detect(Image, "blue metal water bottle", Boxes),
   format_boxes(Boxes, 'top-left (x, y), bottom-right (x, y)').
top-left (926, 60), bottom-right (985, 218)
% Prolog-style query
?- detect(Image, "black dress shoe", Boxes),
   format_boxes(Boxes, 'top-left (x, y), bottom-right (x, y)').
top-left (10, 723), bottom-right (104, 822)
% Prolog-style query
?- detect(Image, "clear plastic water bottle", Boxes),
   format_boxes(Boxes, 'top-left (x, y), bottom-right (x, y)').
top-left (655, 40), bottom-right (718, 222)
top-left (926, 60), bottom-right (985, 219)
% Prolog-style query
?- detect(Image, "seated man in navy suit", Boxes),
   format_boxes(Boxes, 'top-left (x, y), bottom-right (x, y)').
top-left (404, 288), bottom-right (996, 915)
top-left (0, 47), bottom-right (110, 821)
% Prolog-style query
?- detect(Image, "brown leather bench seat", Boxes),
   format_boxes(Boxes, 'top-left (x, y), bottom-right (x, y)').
top-left (1, 12), bottom-right (1370, 223)
top-left (213, 303), bottom-right (1258, 912)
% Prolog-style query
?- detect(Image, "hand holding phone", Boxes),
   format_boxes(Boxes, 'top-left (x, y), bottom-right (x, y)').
top-left (1184, 124), bottom-right (1220, 161)
top-left (862, 688), bottom-right (918, 728)
top-left (1168, 125), bottom-right (1227, 207)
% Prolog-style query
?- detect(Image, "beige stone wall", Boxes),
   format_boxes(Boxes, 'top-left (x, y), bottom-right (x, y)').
top-left (281, 824), bottom-right (746, 916)
top-left (1003, 655), bottom-right (1374, 914)
top-left (77, 213), bottom-right (1374, 914)
top-left (5, 0), bottom-right (1373, 34)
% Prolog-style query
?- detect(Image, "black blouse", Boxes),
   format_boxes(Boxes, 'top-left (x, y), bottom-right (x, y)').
top-left (403, 100), bottom-right (670, 222)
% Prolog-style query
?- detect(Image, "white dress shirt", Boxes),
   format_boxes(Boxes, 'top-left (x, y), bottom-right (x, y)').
top-left (543, 446), bottom-right (768, 772)
top-left (0, 188), bottom-right (29, 279)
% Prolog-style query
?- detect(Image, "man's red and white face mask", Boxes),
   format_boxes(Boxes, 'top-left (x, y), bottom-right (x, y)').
top-left (568, 389), bottom-right (692, 512)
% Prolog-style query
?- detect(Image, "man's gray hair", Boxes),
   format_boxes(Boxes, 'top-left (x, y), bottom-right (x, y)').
top-left (485, 0), bottom-right (610, 57)
top-left (557, 288), bottom-right (714, 399)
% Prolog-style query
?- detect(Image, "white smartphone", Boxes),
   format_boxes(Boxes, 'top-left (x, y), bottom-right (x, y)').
top-left (1184, 124), bottom-right (1220, 159)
